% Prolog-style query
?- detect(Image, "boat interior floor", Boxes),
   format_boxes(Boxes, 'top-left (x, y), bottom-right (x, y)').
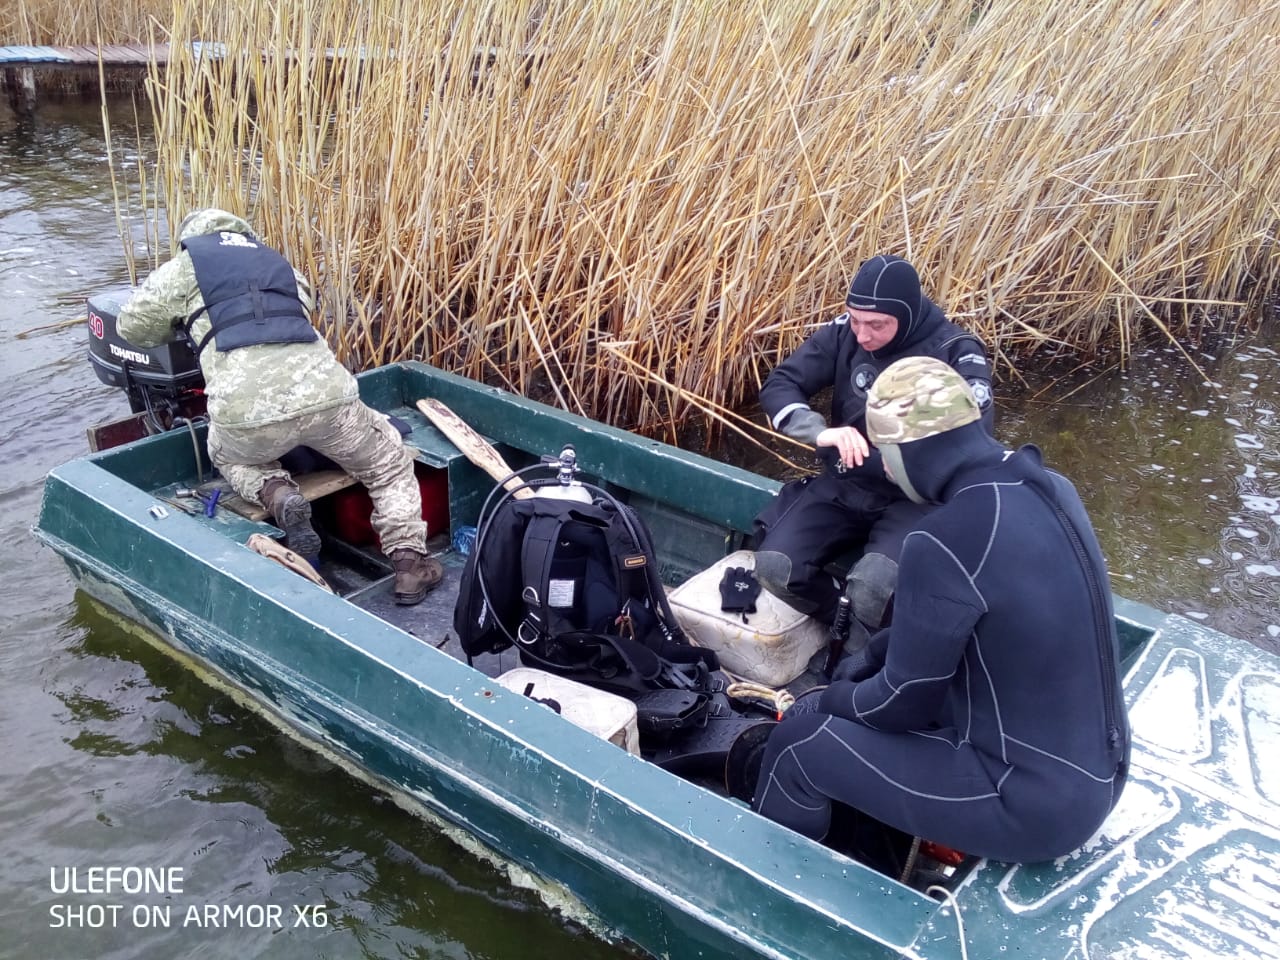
top-left (329, 535), bottom-right (525, 678)
top-left (317, 530), bottom-right (831, 694)
top-left (302, 527), bottom-right (973, 893)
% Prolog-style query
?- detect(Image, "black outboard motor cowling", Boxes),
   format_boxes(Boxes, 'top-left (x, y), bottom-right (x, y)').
top-left (87, 287), bottom-right (206, 429)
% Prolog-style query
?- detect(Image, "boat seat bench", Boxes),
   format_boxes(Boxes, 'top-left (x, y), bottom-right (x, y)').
top-left (160, 405), bottom-right (484, 544)
top-left (183, 406), bottom-right (465, 525)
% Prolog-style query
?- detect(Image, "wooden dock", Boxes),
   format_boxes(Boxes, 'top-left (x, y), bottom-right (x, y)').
top-left (1, 41), bottom-right (411, 115)
top-left (1, 42), bottom-right (181, 113)
top-left (0, 43), bottom-right (168, 67)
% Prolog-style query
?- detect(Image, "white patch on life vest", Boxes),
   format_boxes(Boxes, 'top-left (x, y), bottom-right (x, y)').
top-left (218, 231), bottom-right (258, 248)
top-left (968, 379), bottom-right (992, 407)
top-left (956, 352), bottom-right (987, 367)
top-left (548, 578), bottom-right (577, 608)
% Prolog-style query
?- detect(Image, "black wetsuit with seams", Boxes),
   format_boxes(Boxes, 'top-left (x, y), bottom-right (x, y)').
top-left (755, 297), bottom-right (994, 623)
top-left (752, 426), bottom-right (1131, 863)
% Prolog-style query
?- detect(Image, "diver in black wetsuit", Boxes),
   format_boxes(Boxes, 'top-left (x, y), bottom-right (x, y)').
top-left (754, 255), bottom-right (994, 636)
top-left (751, 356), bottom-right (1130, 864)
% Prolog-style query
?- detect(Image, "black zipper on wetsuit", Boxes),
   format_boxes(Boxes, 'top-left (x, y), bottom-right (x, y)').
top-left (1049, 499), bottom-right (1126, 762)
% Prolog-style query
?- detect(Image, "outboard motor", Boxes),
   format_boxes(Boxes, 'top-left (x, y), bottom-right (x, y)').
top-left (86, 286), bottom-right (207, 433)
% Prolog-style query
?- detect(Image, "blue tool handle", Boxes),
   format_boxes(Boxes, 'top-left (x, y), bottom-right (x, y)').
top-left (204, 489), bottom-right (221, 517)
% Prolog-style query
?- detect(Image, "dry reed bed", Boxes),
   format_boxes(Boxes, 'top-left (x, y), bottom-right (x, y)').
top-left (125, 0), bottom-right (1280, 434)
top-left (1, 0), bottom-right (169, 46)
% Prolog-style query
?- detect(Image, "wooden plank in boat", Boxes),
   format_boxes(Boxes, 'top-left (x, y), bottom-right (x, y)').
top-left (212, 469), bottom-right (357, 522)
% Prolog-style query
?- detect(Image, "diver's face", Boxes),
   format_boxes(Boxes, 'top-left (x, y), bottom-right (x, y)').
top-left (847, 308), bottom-right (898, 351)
top-left (878, 442), bottom-right (926, 505)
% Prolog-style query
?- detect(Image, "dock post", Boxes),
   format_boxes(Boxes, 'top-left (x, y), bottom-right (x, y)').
top-left (4, 67), bottom-right (38, 115)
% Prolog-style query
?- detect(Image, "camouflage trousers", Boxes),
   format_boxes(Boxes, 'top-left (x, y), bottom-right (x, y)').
top-left (206, 399), bottom-right (428, 554)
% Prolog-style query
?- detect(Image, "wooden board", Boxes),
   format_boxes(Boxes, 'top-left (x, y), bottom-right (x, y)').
top-left (416, 397), bottom-right (533, 499)
top-left (245, 533), bottom-right (334, 591)
top-left (213, 470), bottom-right (357, 522)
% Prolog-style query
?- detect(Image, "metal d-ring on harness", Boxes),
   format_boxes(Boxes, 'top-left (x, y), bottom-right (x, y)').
top-left (472, 447), bottom-right (643, 643)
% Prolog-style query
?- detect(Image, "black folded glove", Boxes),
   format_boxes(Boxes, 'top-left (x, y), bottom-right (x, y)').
top-left (719, 566), bottom-right (761, 619)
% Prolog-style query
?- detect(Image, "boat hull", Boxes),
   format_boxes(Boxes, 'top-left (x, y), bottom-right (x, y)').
top-left (34, 361), bottom-right (1280, 960)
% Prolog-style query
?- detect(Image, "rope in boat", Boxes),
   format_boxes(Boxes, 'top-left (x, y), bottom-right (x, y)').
top-left (899, 836), bottom-right (922, 884)
top-left (725, 681), bottom-right (795, 718)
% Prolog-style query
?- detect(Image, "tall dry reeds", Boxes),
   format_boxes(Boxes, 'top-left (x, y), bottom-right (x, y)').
top-left (0, 0), bottom-right (169, 46)
top-left (122, 0), bottom-right (1280, 435)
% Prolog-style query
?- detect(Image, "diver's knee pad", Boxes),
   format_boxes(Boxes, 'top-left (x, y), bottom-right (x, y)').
top-left (752, 550), bottom-right (793, 596)
top-left (752, 550), bottom-right (820, 615)
top-left (845, 552), bottom-right (898, 629)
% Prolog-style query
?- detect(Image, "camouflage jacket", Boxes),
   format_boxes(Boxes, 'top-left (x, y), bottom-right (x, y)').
top-left (117, 211), bottom-right (356, 428)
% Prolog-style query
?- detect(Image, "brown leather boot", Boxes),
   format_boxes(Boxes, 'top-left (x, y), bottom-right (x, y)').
top-left (390, 548), bottom-right (444, 605)
top-left (260, 478), bottom-right (321, 560)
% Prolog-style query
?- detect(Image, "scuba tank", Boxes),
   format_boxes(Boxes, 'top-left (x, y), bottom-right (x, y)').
top-left (535, 446), bottom-right (593, 503)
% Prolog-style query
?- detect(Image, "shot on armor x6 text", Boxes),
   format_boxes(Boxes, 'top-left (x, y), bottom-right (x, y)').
top-left (47, 865), bottom-right (329, 931)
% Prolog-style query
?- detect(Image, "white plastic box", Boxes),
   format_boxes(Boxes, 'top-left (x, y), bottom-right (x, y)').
top-left (667, 550), bottom-right (828, 688)
top-left (496, 667), bottom-right (641, 756)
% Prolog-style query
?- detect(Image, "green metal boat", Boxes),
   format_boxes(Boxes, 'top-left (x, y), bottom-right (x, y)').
top-left (34, 358), bottom-right (1280, 960)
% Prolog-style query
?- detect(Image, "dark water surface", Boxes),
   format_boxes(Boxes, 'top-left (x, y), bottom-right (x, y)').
top-left (1, 95), bottom-right (1276, 960)
top-left (998, 340), bottom-right (1280, 652)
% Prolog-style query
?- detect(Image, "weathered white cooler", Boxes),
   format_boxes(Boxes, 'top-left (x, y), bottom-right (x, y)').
top-left (667, 550), bottom-right (828, 688)
top-left (496, 667), bottom-right (641, 756)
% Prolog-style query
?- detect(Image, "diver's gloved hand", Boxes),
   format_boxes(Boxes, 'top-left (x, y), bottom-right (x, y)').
top-left (783, 687), bottom-right (827, 717)
top-left (719, 566), bottom-right (761, 617)
top-left (829, 625), bottom-right (888, 683)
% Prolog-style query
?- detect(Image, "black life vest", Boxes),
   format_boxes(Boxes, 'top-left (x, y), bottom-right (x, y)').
top-left (181, 232), bottom-right (318, 355)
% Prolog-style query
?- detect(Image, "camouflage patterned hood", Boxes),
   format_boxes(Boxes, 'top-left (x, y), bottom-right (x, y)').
top-left (865, 356), bottom-right (981, 445)
top-left (176, 208), bottom-right (256, 243)
top-left (866, 356), bottom-right (990, 504)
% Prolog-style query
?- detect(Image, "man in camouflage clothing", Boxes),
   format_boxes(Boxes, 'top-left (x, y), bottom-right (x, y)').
top-left (747, 356), bottom-right (1130, 865)
top-left (117, 208), bottom-right (442, 604)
